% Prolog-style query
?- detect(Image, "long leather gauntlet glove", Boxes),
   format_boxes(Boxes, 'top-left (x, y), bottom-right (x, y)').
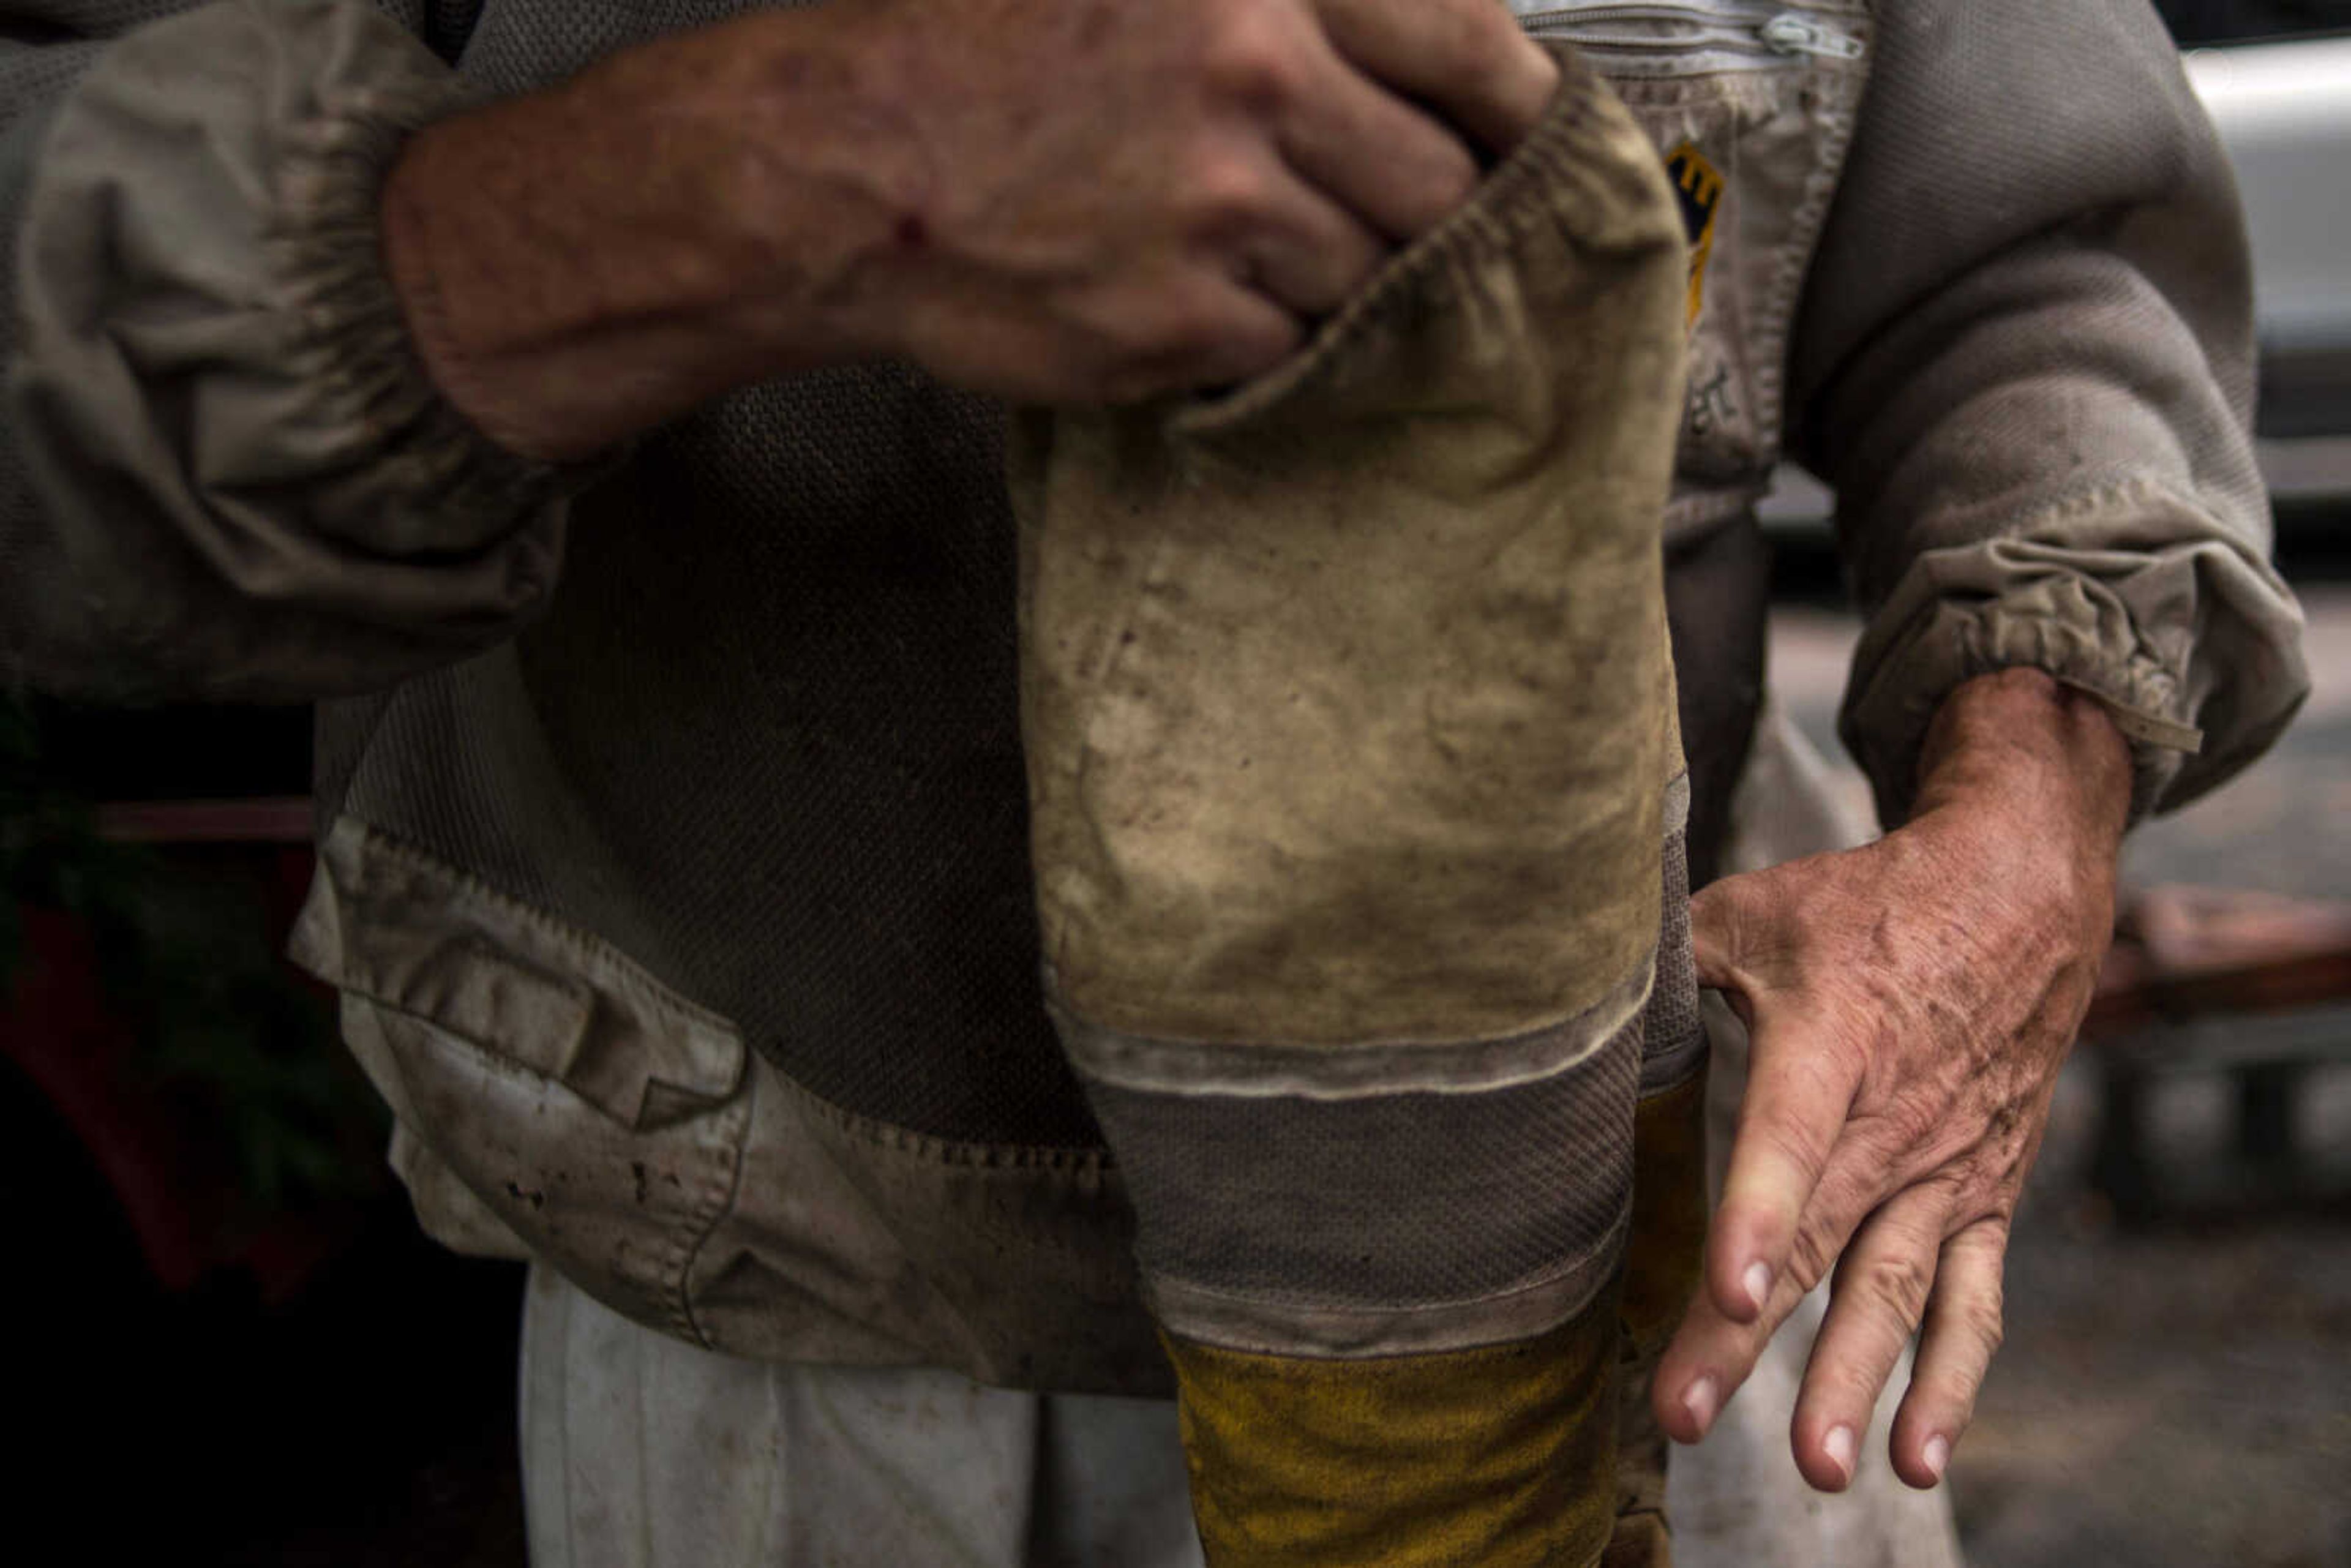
top-left (1015, 43), bottom-right (1694, 1568)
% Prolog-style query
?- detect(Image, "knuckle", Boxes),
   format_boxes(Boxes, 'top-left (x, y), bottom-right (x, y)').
top-left (1409, 143), bottom-right (1479, 219)
top-left (1938, 1348), bottom-right (1991, 1408)
top-left (1180, 155), bottom-right (1278, 240)
top-left (1090, 328), bottom-right (1179, 400)
top-left (1143, 309), bottom-right (1232, 370)
top-left (1207, 313), bottom-right (1300, 381)
top-left (1922, 1168), bottom-right (1982, 1222)
top-left (1963, 1292), bottom-right (2007, 1360)
top-left (1200, 10), bottom-right (1306, 111)
top-left (1081, 293), bottom-right (1172, 361)
top-left (1947, 1161), bottom-right (2006, 1213)
top-left (1788, 1226), bottom-right (1840, 1292)
top-left (1925, 1359), bottom-right (1985, 1414)
top-left (1883, 1093), bottom-right (1948, 1153)
top-left (1088, 341), bottom-right (1170, 404)
top-left (1857, 1251), bottom-right (1934, 1327)
top-left (1164, 294), bottom-right (1295, 381)
top-left (1078, 306), bottom-right (1209, 398)
top-left (1430, 0), bottom-right (1517, 74)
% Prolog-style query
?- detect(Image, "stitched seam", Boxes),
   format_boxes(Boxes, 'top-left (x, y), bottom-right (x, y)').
top-left (337, 817), bottom-right (741, 1040)
top-left (1049, 956), bottom-right (1657, 1100)
top-left (1173, 46), bottom-right (1679, 433)
top-left (671, 1090), bottom-right (756, 1349)
top-left (776, 1067), bottom-right (1114, 1172)
top-left (1149, 1208), bottom-right (1633, 1357)
top-left (1153, 1203), bottom-right (1632, 1317)
top-left (362, 1004), bottom-right (728, 1339)
top-left (1749, 17), bottom-right (1873, 453)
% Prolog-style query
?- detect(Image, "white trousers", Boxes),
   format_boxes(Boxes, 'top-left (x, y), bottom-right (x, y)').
top-left (520, 1266), bottom-right (1207, 1568)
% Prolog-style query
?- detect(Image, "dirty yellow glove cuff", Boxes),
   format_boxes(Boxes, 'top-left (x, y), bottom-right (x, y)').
top-left (1165, 1292), bottom-right (1624, 1568)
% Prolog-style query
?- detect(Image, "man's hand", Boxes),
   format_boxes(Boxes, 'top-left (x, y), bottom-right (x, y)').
top-left (850, 0), bottom-right (1557, 403)
top-left (380, 0), bottom-right (1558, 460)
top-left (1653, 668), bottom-right (2133, 1491)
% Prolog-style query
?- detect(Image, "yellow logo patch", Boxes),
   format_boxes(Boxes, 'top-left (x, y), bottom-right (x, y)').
top-left (1664, 141), bottom-right (1724, 329)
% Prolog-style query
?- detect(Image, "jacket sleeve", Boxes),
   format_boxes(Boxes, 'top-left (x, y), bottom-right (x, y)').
top-left (1788, 0), bottom-right (2310, 824)
top-left (1, 0), bottom-right (578, 703)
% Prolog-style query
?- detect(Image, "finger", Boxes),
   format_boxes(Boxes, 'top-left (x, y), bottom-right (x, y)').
top-left (1791, 1188), bottom-right (1954, 1492)
top-left (1706, 1007), bottom-right (1861, 1323)
top-left (1315, 0), bottom-right (1561, 154)
top-left (1687, 874), bottom-right (1761, 991)
top-left (1273, 47), bottom-right (1482, 242)
top-left (1652, 1137), bottom-right (1888, 1445)
top-left (1229, 162), bottom-right (1390, 317)
top-left (1651, 1261), bottom-right (1796, 1446)
top-left (1075, 269), bottom-right (1305, 402)
top-left (1889, 1218), bottom-right (2009, 1490)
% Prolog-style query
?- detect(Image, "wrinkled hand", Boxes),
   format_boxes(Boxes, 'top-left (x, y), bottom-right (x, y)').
top-left (851, 0), bottom-right (1560, 402)
top-left (386, 0), bottom-right (1556, 459)
top-left (1654, 669), bottom-right (2133, 1491)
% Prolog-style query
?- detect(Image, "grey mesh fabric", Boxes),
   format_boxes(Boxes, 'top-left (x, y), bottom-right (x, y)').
top-left (334, 372), bottom-right (1098, 1148)
top-left (0, 0), bottom-right (2310, 1408)
top-left (1082, 1025), bottom-right (1643, 1316)
top-left (1643, 820), bottom-right (1705, 1093)
top-left (1615, 809), bottom-right (1709, 1557)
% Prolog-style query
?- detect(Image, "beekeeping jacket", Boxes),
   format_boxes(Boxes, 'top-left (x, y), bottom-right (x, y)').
top-left (0, 1), bottom-right (2308, 1563)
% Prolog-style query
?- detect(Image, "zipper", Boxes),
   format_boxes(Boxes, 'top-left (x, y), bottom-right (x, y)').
top-left (1515, 4), bottom-right (1862, 62)
top-left (1757, 12), bottom-right (1865, 58)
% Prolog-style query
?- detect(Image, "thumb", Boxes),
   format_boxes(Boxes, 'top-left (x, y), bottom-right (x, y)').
top-left (1689, 873), bottom-right (1762, 991)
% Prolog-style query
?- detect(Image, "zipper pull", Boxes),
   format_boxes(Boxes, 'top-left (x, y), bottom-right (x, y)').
top-left (1759, 12), bottom-right (1864, 59)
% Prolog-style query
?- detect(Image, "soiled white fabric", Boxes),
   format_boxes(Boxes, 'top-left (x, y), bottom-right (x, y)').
top-left (518, 1266), bottom-right (1206, 1568)
top-left (1665, 704), bottom-right (1967, 1568)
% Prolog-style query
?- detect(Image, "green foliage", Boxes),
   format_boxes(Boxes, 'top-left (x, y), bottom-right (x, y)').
top-left (1, 692), bottom-right (383, 1215)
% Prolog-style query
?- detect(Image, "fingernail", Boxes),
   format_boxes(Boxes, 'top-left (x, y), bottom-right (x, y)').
top-left (1682, 1376), bottom-right (1720, 1436)
top-left (1824, 1425), bottom-right (1857, 1482)
top-left (1742, 1261), bottom-right (1772, 1314)
top-left (1922, 1434), bottom-right (1951, 1482)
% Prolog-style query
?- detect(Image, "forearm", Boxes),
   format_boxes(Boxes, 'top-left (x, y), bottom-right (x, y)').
top-left (381, 6), bottom-right (913, 462)
top-left (1911, 667), bottom-right (2132, 865)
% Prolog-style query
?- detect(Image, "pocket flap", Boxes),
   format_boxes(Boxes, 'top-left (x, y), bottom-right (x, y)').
top-left (290, 816), bottom-right (744, 1128)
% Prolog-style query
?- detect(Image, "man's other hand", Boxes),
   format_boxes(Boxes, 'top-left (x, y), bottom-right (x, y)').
top-left (1653, 669), bottom-right (2133, 1492)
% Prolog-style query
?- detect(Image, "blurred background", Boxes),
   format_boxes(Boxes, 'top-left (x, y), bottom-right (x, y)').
top-left (2, 2), bottom-right (2345, 1563)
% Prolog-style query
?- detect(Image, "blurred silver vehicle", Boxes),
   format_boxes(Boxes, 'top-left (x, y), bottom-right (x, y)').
top-left (2183, 29), bottom-right (2351, 442)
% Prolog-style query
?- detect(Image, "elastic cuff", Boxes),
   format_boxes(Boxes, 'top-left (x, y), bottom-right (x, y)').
top-left (1842, 596), bottom-right (2197, 827)
top-left (268, 72), bottom-right (598, 548)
